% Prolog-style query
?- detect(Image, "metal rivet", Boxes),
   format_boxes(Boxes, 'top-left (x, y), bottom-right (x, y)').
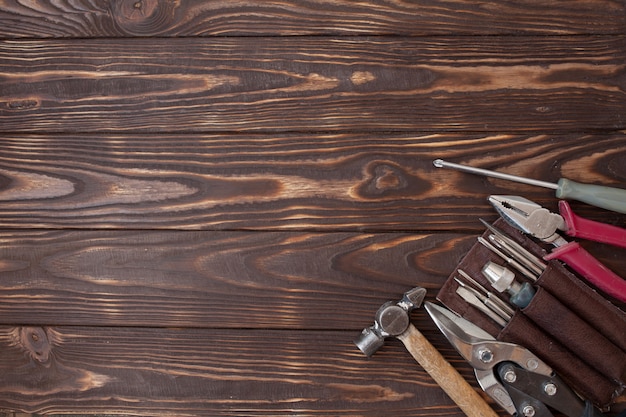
top-left (526, 358), bottom-right (539, 370)
top-left (522, 405), bottom-right (536, 417)
top-left (478, 348), bottom-right (494, 363)
top-left (543, 382), bottom-right (557, 396)
top-left (503, 369), bottom-right (517, 383)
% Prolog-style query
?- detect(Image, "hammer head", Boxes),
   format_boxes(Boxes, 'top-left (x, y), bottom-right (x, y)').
top-left (354, 287), bottom-right (427, 356)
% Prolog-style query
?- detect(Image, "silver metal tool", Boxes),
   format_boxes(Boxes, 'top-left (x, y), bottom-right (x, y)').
top-left (482, 261), bottom-right (536, 308)
top-left (434, 159), bottom-right (556, 189)
top-left (433, 159), bottom-right (626, 214)
top-left (480, 219), bottom-right (546, 276)
top-left (355, 287), bottom-right (500, 417)
top-left (457, 270), bottom-right (515, 318)
top-left (477, 236), bottom-right (538, 280)
top-left (490, 196), bottom-right (567, 244)
top-left (355, 287), bottom-right (427, 357)
top-left (455, 280), bottom-right (510, 325)
top-left (456, 286), bottom-right (507, 326)
top-left (490, 195), bottom-right (626, 303)
top-left (488, 234), bottom-right (545, 278)
top-left (425, 302), bottom-right (602, 417)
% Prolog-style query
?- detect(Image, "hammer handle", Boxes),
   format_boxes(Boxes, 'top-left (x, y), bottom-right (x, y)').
top-left (398, 324), bottom-right (499, 417)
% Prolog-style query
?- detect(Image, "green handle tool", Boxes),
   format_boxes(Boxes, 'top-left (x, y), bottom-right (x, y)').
top-left (433, 159), bottom-right (626, 214)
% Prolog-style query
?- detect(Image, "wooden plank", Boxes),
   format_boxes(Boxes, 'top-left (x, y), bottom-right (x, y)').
top-left (0, 229), bottom-right (474, 328)
top-left (0, 0), bottom-right (624, 38)
top-left (0, 133), bottom-right (624, 231)
top-left (0, 229), bottom-right (624, 328)
top-left (0, 325), bottom-right (487, 416)
top-left (1, 37), bottom-right (625, 133)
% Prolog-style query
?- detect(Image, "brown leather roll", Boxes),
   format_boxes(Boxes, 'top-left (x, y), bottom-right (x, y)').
top-left (535, 262), bottom-right (626, 351)
top-left (522, 287), bottom-right (626, 384)
top-left (498, 311), bottom-right (622, 408)
top-left (436, 218), bottom-right (626, 409)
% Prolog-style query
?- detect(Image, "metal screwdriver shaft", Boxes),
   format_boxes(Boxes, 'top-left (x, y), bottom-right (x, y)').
top-left (433, 159), bottom-right (557, 189)
top-left (433, 159), bottom-right (626, 214)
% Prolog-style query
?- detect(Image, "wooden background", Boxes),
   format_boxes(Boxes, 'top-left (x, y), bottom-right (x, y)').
top-left (0, 1), bottom-right (625, 415)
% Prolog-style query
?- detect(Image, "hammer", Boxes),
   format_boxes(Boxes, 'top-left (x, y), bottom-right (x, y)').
top-left (355, 287), bottom-right (499, 417)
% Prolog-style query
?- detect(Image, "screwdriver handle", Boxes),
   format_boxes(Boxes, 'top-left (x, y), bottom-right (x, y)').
top-left (544, 242), bottom-right (626, 303)
top-left (556, 178), bottom-right (626, 214)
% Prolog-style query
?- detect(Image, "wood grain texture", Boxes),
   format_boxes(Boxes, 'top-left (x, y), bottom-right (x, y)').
top-left (0, 229), bottom-right (474, 328)
top-left (0, 228), bottom-right (623, 329)
top-left (0, 134), bottom-right (624, 231)
top-left (0, 325), bottom-right (492, 416)
top-left (1, 2), bottom-right (626, 416)
top-left (1, 0), bottom-right (624, 38)
top-left (1, 37), bottom-right (625, 133)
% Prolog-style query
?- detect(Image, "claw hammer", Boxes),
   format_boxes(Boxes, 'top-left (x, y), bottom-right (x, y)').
top-left (355, 287), bottom-right (499, 417)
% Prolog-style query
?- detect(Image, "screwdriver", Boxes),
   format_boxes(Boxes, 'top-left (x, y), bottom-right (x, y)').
top-left (433, 159), bottom-right (626, 214)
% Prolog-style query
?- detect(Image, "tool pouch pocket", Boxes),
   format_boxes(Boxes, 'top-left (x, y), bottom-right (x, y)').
top-left (498, 310), bottom-right (618, 407)
top-left (436, 219), bottom-right (626, 409)
top-left (522, 286), bottom-right (625, 383)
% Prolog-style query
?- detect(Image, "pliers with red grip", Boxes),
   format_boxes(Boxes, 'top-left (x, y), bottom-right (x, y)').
top-left (489, 195), bottom-right (626, 303)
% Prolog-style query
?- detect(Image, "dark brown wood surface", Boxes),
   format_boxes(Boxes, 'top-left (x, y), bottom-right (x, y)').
top-left (0, 133), bottom-right (624, 232)
top-left (2, 37), bottom-right (625, 133)
top-left (0, 325), bottom-right (486, 416)
top-left (0, 1), bottom-right (625, 416)
top-left (0, 230), bottom-right (481, 329)
top-left (1, 0), bottom-right (624, 37)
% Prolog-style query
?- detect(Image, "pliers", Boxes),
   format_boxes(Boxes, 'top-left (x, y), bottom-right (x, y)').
top-left (488, 195), bottom-right (626, 303)
top-left (424, 302), bottom-right (603, 417)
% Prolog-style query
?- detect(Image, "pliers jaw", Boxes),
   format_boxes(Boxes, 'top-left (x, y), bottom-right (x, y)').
top-left (488, 196), bottom-right (567, 244)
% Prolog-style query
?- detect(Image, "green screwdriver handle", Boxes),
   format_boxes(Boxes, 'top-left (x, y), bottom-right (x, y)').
top-left (557, 179), bottom-right (626, 214)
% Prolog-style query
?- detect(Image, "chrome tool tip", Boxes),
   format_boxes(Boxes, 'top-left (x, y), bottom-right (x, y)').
top-left (433, 159), bottom-right (445, 168)
top-left (482, 261), bottom-right (515, 293)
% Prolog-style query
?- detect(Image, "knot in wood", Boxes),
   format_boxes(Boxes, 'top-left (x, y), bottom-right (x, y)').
top-left (6, 98), bottom-right (40, 111)
top-left (17, 327), bottom-right (53, 365)
top-left (354, 161), bottom-right (429, 199)
top-left (361, 163), bottom-right (408, 196)
top-left (111, 0), bottom-right (179, 36)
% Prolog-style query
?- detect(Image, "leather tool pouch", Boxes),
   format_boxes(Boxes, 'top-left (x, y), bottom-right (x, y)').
top-left (436, 219), bottom-right (626, 409)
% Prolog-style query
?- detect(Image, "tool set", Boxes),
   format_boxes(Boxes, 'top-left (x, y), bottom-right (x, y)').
top-left (455, 283), bottom-right (509, 326)
top-left (425, 302), bottom-right (604, 417)
top-left (489, 195), bottom-right (626, 302)
top-left (356, 159), bottom-right (625, 417)
top-left (480, 219), bottom-right (547, 276)
top-left (458, 269), bottom-right (515, 317)
top-left (477, 236), bottom-right (538, 280)
top-left (454, 271), bottom-right (514, 323)
top-left (354, 287), bottom-right (501, 417)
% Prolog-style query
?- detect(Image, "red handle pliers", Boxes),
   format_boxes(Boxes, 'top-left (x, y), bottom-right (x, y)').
top-left (489, 195), bottom-right (626, 303)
